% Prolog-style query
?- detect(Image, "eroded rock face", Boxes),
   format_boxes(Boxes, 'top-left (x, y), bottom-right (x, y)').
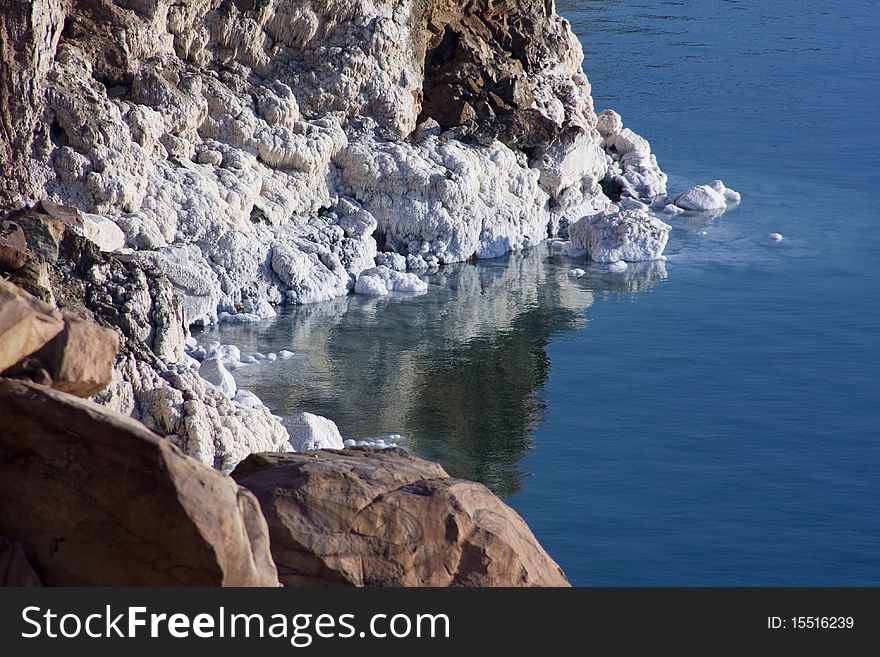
top-left (418, 1), bottom-right (594, 142)
top-left (0, 378), bottom-right (280, 586)
top-left (232, 448), bottom-right (570, 587)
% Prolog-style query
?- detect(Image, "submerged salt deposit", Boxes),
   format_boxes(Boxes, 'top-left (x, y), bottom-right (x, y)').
top-left (354, 266), bottom-right (428, 296)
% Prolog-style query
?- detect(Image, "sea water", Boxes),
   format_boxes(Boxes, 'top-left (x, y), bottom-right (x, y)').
top-left (206, 0), bottom-right (880, 584)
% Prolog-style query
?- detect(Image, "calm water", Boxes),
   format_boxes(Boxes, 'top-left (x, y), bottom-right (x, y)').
top-left (207, 0), bottom-right (880, 584)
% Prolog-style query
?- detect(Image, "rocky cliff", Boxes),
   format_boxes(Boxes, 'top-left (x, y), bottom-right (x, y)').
top-left (1, 0), bottom-right (671, 468)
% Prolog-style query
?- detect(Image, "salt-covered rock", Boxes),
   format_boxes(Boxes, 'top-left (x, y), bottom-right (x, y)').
top-left (596, 109), bottom-right (623, 137)
top-left (218, 311), bottom-right (264, 323)
top-left (617, 197), bottom-right (650, 211)
top-left (354, 266), bottom-right (428, 296)
top-left (672, 185), bottom-right (726, 211)
top-left (336, 131), bottom-right (550, 264)
top-left (596, 110), bottom-right (668, 201)
top-left (270, 241), bottom-right (350, 305)
top-left (531, 128), bottom-right (606, 203)
top-left (198, 357), bottom-right (236, 399)
top-left (210, 344), bottom-right (241, 368)
top-left (241, 297), bottom-right (277, 320)
top-left (135, 247), bottom-right (221, 326)
top-left (769, 232), bottom-right (783, 241)
top-left (374, 251), bottom-right (408, 272)
top-left (663, 203), bottom-right (685, 215)
top-left (286, 412), bottom-right (345, 451)
top-left (568, 268), bottom-right (586, 277)
top-left (3, 203), bottom-right (288, 475)
top-left (80, 213), bottom-right (126, 252)
top-left (344, 438), bottom-right (400, 449)
top-left (710, 179), bottom-right (742, 203)
top-left (673, 180), bottom-right (741, 211)
top-left (122, 356), bottom-right (291, 472)
top-left (0, 0), bottom-right (683, 484)
top-left (608, 261), bottom-right (629, 272)
top-left (277, 350), bottom-right (294, 359)
top-left (567, 209), bottom-right (671, 263)
top-left (234, 389), bottom-right (264, 408)
top-left (355, 434), bottom-right (404, 448)
top-left (189, 345), bottom-right (207, 361)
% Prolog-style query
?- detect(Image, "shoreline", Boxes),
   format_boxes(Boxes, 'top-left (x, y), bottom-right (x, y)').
top-left (1, 0), bottom-right (736, 586)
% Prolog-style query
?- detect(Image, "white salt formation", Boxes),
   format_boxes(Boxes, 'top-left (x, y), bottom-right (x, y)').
top-left (671, 180), bottom-right (741, 212)
top-left (563, 209), bottom-right (671, 264)
top-left (596, 110), bottom-right (668, 202)
top-left (286, 412), bottom-right (345, 452)
top-left (354, 266), bottom-right (428, 296)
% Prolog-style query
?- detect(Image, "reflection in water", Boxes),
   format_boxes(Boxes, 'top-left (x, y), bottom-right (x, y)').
top-left (204, 247), bottom-right (667, 497)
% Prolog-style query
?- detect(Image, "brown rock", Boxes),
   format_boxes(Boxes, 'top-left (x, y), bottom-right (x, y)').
top-left (0, 278), bottom-right (64, 372)
top-left (0, 221), bottom-right (31, 271)
top-left (34, 312), bottom-right (120, 397)
top-left (0, 280), bottom-right (117, 395)
top-left (38, 200), bottom-right (85, 229)
top-left (232, 448), bottom-right (569, 587)
top-left (487, 90), bottom-right (508, 111)
top-left (0, 537), bottom-right (42, 587)
top-left (12, 208), bottom-right (68, 264)
top-left (4, 257), bottom-right (55, 305)
top-left (465, 76), bottom-right (483, 94)
top-left (495, 107), bottom-right (559, 149)
top-left (0, 379), bottom-right (280, 586)
top-left (416, 0), bottom-right (576, 150)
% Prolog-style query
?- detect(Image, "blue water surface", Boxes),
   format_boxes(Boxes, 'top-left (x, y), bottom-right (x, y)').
top-left (514, 0), bottom-right (880, 585)
top-left (208, 0), bottom-right (880, 585)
